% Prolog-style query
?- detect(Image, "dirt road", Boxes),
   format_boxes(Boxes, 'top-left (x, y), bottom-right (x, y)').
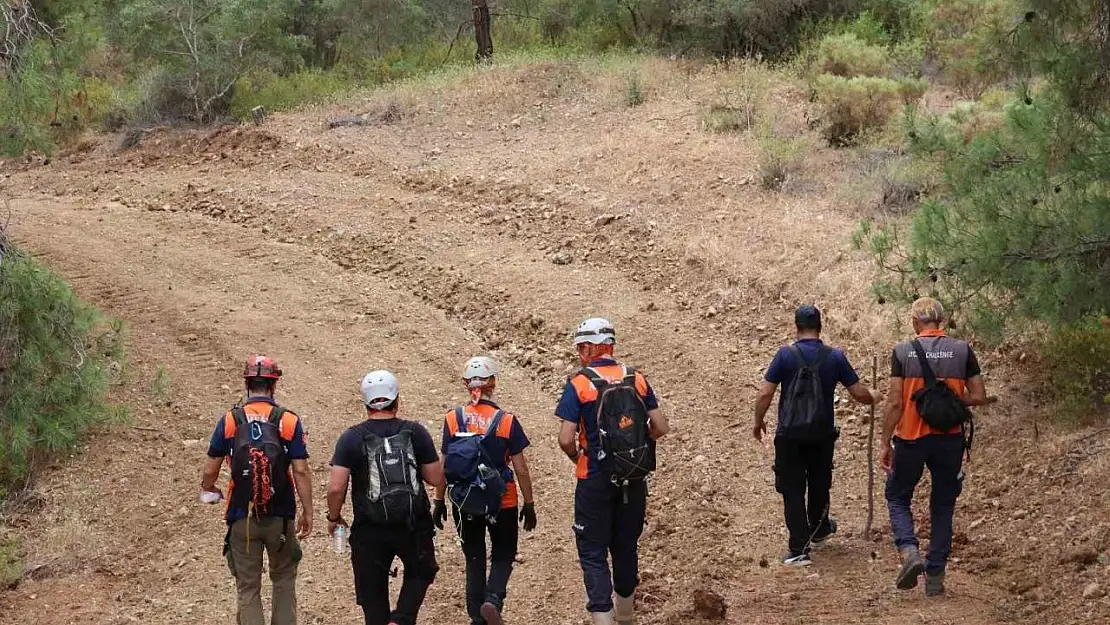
top-left (1, 59), bottom-right (1101, 624)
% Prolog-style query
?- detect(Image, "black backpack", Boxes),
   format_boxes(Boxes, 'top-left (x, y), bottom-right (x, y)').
top-left (581, 366), bottom-right (656, 483)
top-left (229, 405), bottom-right (291, 516)
top-left (357, 424), bottom-right (427, 526)
top-left (777, 345), bottom-right (833, 440)
top-left (443, 408), bottom-right (508, 520)
top-left (910, 339), bottom-right (974, 451)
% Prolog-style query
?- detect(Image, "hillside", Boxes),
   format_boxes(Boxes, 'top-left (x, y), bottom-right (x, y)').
top-left (1, 55), bottom-right (1108, 625)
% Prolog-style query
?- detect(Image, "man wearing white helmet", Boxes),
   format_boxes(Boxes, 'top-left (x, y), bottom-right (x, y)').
top-left (434, 356), bottom-right (536, 625)
top-left (326, 370), bottom-right (445, 625)
top-left (555, 318), bottom-right (670, 625)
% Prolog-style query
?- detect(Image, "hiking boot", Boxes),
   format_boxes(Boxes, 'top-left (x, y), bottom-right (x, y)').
top-left (896, 549), bottom-right (926, 590)
top-left (590, 611), bottom-right (616, 625)
top-left (480, 596), bottom-right (503, 625)
top-left (614, 591), bottom-right (635, 625)
top-left (925, 571), bottom-right (946, 597)
top-left (782, 551), bottom-right (813, 567)
top-left (812, 519), bottom-right (839, 546)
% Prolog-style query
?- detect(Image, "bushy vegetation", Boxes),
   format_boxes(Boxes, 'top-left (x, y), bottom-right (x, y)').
top-left (858, 0), bottom-right (1110, 415)
top-left (816, 74), bottom-right (926, 145)
top-left (0, 233), bottom-right (126, 499)
top-left (1046, 319), bottom-right (1110, 419)
top-left (816, 32), bottom-right (890, 78)
top-left (0, 535), bottom-right (19, 589)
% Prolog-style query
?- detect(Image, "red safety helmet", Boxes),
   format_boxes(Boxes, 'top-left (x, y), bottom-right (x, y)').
top-left (243, 355), bottom-right (282, 380)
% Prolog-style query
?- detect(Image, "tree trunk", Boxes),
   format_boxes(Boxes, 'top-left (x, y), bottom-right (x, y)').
top-left (472, 0), bottom-right (492, 63)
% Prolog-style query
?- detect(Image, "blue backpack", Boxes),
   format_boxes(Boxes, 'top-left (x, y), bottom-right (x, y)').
top-left (444, 408), bottom-right (509, 520)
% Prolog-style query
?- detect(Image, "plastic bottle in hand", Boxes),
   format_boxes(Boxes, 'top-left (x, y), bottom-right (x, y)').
top-left (333, 526), bottom-right (348, 554)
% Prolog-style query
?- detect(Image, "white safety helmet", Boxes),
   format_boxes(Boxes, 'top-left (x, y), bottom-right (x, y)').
top-left (572, 317), bottom-right (616, 345)
top-left (462, 356), bottom-right (499, 382)
top-left (360, 370), bottom-right (399, 410)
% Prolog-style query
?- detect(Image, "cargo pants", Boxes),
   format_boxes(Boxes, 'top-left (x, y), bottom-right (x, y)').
top-left (573, 474), bottom-right (648, 614)
top-left (225, 516), bottom-right (302, 625)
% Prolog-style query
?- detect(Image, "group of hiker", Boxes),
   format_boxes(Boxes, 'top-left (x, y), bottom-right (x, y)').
top-left (753, 297), bottom-right (991, 596)
top-left (199, 301), bottom-right (990, 625)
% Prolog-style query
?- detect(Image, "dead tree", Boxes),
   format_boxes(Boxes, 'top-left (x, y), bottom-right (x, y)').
top-left (472, 0), bottom-right (492, 63)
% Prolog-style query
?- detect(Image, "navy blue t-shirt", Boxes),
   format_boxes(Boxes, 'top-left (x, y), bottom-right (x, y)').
top-left (764, 339), bottom-right (861, 435)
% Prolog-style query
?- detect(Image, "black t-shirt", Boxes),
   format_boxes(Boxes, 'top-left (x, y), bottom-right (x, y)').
top-left (331, 418), bottom-right (439, 529)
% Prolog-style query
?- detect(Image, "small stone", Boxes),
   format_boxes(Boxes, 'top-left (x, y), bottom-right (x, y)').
top-left (645, 302), bottom-right (658, 312)
top-left (551, 252), bottom-right (572, 265)
top-left (594, 214), bottom-right (615, 227)
top-left (706, 306), bottom-right (718, 318)
top-left (699, 484), bottom-right (715, 497)
top-left (694, 455), bottom-right (707, 463)
top-left (1083, 582), bottom-right (1103, 599)
top-left (692, 588), bottom-right (727, 620)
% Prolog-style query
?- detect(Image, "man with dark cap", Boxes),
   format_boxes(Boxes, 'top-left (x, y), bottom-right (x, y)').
top-left (753, 305), bottom-right (879, 565)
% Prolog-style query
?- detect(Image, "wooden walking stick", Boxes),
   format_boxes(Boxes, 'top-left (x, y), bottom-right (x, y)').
top-left (864, 353), bottom-right (878, 540)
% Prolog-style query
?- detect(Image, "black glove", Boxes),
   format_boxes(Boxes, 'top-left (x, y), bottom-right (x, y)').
top-left (520, 502), bottom-right (537, 532)
top-left (433, 499), bottom-right (448, 530)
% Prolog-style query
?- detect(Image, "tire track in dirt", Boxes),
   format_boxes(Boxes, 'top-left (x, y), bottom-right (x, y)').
top-left (4, 196), bottom-right (589, 625)
top-left (3, 121), bottom-right (1016, 624)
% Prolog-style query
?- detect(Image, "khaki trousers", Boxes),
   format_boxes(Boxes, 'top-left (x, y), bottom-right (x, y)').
top-left (226, 516), bottom-right (301, 625)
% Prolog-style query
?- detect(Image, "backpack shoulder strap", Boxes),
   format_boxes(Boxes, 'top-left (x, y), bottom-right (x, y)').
top-left (579, 367), bottom-right (607, 389)
top-left (911, 339), bottom-right (939, 388)
top-left (482, 410), bottom-right (506, 441)
top-left (812, 345), bottom-right (833, 367)
top-left (453, 407), bottom-right (467, 433)
top-left (786, 344), bottom-right (809, 368)
top-left (231, 406), bottom-right (248, 427)
top-left (267, 405), bottom-right (287, 426)
top-left (620, 366), bottom-right (637, 385)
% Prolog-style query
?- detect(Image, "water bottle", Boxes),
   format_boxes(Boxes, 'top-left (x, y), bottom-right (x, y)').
top-left (333, 526), bottom-right (348, 554)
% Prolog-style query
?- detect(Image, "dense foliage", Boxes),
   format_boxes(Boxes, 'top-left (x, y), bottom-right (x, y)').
top-left (0, 233), bottom-right (126, 498)
top-left (858, 0), bottom-right (1110, 413)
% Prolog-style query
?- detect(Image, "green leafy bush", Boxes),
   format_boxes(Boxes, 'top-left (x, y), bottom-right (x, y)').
top-left (0, 243), bottom-right (126, 498)
top-left (0, 536), bottom-right (19, 589)
top-left (930, 0), bottom-right (1013, 98)
top-left (1046, 319), bottom-right (1110, 420)
top-left (816, 32), bottom-right (890, 78)
top-left (757, 132), bottom-right (808, 190)
top-left (230, 70), bottom-right (356, 119)
top-left (816, 74), bottom-right (926, 145)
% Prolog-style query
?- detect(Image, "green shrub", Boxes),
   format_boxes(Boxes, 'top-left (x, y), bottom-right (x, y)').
top-left (816, 74), bottom-right (926, 146)
top-left (702, 105), bottom-right (748, 133)
top-left (930, 0), bottom-right (1013, 98)
top-left (816, 32), bottom-right (890, 78)
top-left (757, 132), bottom-right (808, 190)
top-left (1046, 319), bottom-right (1110, 420)
top-left (0, 536), bottom-right (19, 589)
top-left (0, 243), bottom-right (126, 498)
top-left (625, 71), bottom-right (645, 107)
top-left (230, 70), bottom-right (357, 119)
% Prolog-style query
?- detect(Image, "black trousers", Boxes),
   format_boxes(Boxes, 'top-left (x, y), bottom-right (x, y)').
top-left (453, 506), bottom-right (519, 624)
top-left (573, 474), bottom-right (648, 613)
top-left (350, 522), bottom-right (439, 625)
top-left (774, 434), bottom-right (836, 554)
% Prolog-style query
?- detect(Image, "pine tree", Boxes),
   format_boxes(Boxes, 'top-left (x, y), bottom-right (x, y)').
top-left (861, 0), bottom-right (1110, 339)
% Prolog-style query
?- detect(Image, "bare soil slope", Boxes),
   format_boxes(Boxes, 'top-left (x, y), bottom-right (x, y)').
top-left (2, 57), bottom-right (1107, 625)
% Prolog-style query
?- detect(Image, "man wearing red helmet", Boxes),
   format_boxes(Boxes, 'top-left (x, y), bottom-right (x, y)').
top-left (200, 355), bottom-right (314, 625)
